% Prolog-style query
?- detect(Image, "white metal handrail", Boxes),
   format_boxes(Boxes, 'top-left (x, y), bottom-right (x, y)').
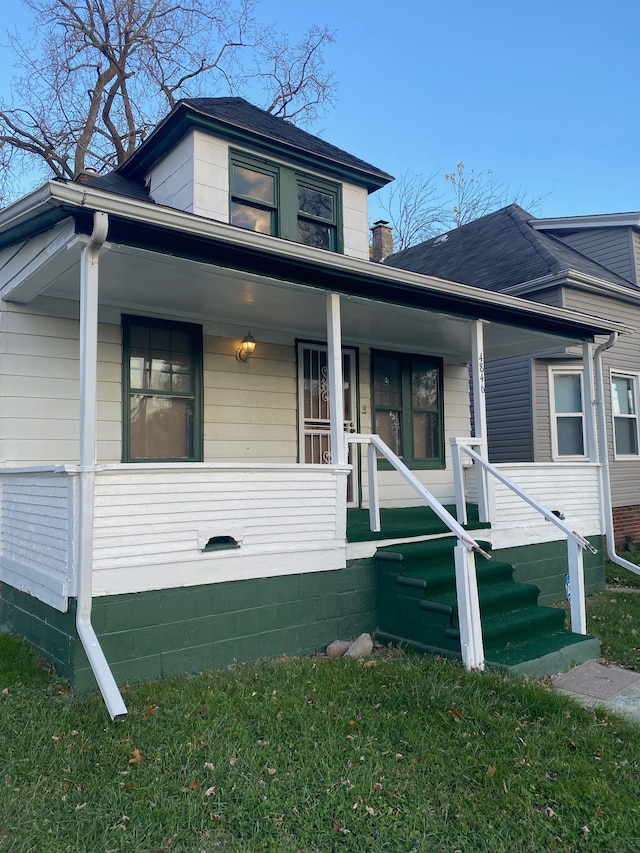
top-left (347, 433), bottom-right (486, 670)
top-left (450, 437), bottom-right (596, 635)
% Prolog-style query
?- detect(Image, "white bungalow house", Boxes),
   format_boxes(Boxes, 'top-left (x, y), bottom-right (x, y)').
top-left (0, 99), bottom-right (630, 719)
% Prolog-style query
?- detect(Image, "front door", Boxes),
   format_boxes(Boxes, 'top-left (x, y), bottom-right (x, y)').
top-left (297, 342), bottom-right (359, 506)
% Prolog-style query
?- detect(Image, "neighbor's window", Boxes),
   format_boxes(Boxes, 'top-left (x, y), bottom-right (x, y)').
top-left (122, 316), bottom-right (203, 462)
top-left (230, 151), bottom-right (341, 252)
top-left (372, 351), bottom-right (444, 469)
top-left (612, 373), bottom-right (640, 456)
top-left (551, 369), bottom-right (586, 458)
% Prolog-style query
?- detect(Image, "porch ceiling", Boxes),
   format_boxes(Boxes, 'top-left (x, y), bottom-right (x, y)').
top-left (10, 235), bottom-right (590, 361)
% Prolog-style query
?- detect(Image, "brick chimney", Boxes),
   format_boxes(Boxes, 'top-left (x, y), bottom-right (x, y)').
top-left (370, 220), bottom-right (393, 263)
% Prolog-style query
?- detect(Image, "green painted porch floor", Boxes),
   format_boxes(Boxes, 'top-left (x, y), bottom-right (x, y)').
top-left (346, 504), bottom-right (489, 543)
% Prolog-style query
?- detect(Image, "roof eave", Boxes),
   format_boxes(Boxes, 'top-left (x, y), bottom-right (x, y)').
top-left (0, 182), bottom-right (631, 341)
top-left (532, 212), bottom-right (640, 231)
top-left (118, 102), bottom-right (393, 193)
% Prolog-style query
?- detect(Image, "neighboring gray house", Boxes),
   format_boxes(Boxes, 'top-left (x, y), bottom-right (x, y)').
top-left (385, 205), bottom-right (640, 546)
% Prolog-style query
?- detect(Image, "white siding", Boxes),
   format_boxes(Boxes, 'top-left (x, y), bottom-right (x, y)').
top-left (193, 131), bottom-right (229, 221)
top-left (147, 134), bottom-right (196, 212)
top-left (145, 131), bottom-right (372, 255)
top-left (0, 469), bottom-right (77, 610)
top-left (479, 462), bottom-right (603, 549)
top-left (0, 298), bottom-right (121, 466)
top-left (203, 336), bottom-right (298, 462)
top-left (342, 183), bottom-right (370, 259)
top-left (91, 464), bottom-right (349, 595)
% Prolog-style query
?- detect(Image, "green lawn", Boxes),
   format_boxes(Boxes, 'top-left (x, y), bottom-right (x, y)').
top-left (2, 627), bottom-right (640, 852)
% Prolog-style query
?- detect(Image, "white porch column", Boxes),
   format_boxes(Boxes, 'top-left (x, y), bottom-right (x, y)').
top-left (471, 320), bottom-right (488, 457)
top-left (326, 291), bottom-right (346, 465)
top-left (471, 320), bottom-right (489, 521)
top-left (582, 342), bottom-right (599, 463)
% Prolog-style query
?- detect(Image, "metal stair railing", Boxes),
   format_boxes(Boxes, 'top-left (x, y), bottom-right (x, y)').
top-left (347, 433), bottom-right (488, 671)
top-left (449, 437), bottom-right (597, 636)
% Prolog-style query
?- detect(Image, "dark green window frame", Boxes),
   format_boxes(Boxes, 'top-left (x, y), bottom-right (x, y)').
top-left (371, 350), bottom-right (445, 470)
top-left (122, 315), bottom-right (203, 463)
top-left (229, 150), bottom-right (342, 252)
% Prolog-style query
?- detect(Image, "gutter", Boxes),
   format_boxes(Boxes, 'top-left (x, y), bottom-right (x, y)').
top-left (594, 333), bottom-right (640, 579)
top-left (2, 181), bottom-right (633, 341)
top-left (76, 211), bottom-right (127, 721)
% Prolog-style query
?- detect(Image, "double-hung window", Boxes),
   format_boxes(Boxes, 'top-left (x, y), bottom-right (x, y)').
top-left (550, 369), bottom-right (586, 458)
top-left (372, 351), bottom-right (444, 469)
top-left (612, 373), bottom-right (640, 456)
top-left (122, 316), bottom-right (203, 462)
top-left (230, 151), bottom-right (341, 252)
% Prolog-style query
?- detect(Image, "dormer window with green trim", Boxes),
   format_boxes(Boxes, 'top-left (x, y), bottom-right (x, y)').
top-left (230, 151), bottom-right (342, 252)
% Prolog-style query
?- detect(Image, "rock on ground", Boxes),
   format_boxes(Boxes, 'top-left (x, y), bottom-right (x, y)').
top-left (344, 633), bottom-right (374, 658)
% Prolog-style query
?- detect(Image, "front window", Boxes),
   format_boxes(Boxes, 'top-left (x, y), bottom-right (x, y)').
top-left (372, 351), bottom-right (444, 468)
top-left (229, 151), bottom-right (341, 252)
top-left (230, 161), bottom-right (277, 235)
top-left (550, 369), bottom-right (586, 458)
top-left (122, 316), bottom-right (203, 462)
top-left (612, 373), bottom-right (640, 456)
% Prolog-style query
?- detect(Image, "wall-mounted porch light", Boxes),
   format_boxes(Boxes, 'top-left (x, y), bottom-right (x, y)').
top-left (236, 332), bottom-right (256, 362)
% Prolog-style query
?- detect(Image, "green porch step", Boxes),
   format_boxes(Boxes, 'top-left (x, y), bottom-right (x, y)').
top-left (375, 536), bottom-right (599, 676)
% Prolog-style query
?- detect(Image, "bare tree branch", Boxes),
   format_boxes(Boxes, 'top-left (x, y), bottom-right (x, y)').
top-left (0, 0), bottom-right (337, 201)
top-left (376, 162), bottom-right (551, 251)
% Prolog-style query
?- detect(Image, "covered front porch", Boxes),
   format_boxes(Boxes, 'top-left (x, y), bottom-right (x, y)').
top-left (0, 188), bottom-right (627, 718)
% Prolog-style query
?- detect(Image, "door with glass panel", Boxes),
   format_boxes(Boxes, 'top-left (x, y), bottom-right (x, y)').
top-left (297, 343), bottom-right (359, 506)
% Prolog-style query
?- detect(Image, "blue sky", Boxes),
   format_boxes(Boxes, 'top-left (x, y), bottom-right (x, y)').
top-left (2, 0), bottom-right (638, 221)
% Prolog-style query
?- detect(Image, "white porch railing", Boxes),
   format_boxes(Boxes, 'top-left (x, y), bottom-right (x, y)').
top-left (347, 433), bottom-right (488, 671)
top-left (450, 438), bottom-right (597, 636)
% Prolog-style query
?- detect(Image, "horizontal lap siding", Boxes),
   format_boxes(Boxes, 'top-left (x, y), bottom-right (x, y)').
top-left (91, 468), bottom-right (346, 593)
top-left (563, 288), bottom-right (640, 507)
top-left (561, 229), bottom-right (636, 284)
top-left (487, 464), bottom-right (602, 549)
top-left (0, 472), bottom-right (75, 609)
top-left (1, 298), bottom-right (120, 465)
top-left (485, 356), bottom-right (533, 463)
top-left (203, 338), bottom-right (297, 462)
top-left (533, 358), bottom-right (553, 462)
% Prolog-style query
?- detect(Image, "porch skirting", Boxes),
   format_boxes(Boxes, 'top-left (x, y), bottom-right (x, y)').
top-left (0, 561), bottom-right (377, 695)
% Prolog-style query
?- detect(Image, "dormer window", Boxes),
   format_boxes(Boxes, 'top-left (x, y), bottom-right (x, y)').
top-left (230, 151), bottom-right (342, 252)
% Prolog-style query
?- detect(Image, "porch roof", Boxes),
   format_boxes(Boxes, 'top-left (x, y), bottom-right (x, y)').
top-left (0, 181), bottom-right (633, 361)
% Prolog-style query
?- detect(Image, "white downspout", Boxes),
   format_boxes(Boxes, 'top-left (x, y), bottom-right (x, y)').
top-left (77, 211), bottom-right (128, 721)
top-left (594, 332), bottom-right (640, 578)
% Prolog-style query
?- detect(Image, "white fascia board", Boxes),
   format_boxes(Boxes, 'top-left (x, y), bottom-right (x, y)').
top-left (531, 212), bottom-right (640, 231)
top-left (4, 181), bottom-right (635, 339)
top-left (502, 268), bottom-right (640, 306)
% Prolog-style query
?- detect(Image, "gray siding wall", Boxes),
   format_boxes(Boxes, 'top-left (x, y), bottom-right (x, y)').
top-left (560, 228), bottom-right (636, 285)
top-left (532, 358), bottom-right (554, 463)
top-left (633, 232), bottom-right (640, 286)
top-left (563, 287), bottom-right (640, 507)
top-left (524, 289), bottom-right (563, 308)
top-left (485, 356), bottom-right (534, 463)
